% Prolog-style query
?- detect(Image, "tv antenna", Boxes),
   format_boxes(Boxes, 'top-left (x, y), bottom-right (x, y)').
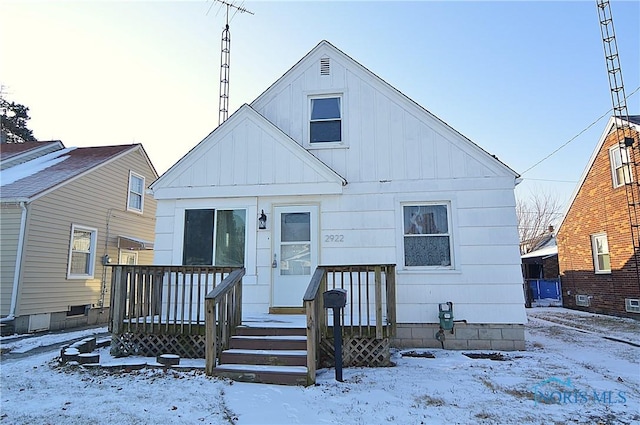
top-left (210, 1), bottom-right (254, 125)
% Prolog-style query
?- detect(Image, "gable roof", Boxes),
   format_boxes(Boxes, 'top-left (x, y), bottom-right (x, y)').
top-left (251, 40), bottom-right (519, 179)
top-left (1, 144), bottom-right (154, 202)
top-left (150, 104), bottom-right (347, 199)
top-left (557, 114), bottom-right (640, 232)
top-left (0, 141), bottom-right (65, 170)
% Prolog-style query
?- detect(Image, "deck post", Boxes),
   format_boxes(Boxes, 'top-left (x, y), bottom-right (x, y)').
top-left (305, 299), bottom-right (317, 385)
top-left (205, 297), bottom-right (216, 375)
top-left (110, 266), bottom-right (126, 334)
top-left (374, 266), bottom-right (383, 339)
top-left (386, 265), bottom-right (397, 336)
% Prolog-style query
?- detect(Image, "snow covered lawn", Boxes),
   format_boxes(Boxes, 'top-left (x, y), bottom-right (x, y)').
top-left (1, 308), bottom-right (638, 425)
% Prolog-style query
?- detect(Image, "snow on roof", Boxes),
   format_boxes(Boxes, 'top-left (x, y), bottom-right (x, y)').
top-left (1, 144), bottom-right (138, 201)
top-left (521, 244), bottom-right (558, 259)
top-left (1, 147), bottom-right (75, 186)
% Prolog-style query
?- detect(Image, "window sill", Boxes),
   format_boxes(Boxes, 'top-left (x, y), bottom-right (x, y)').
top-left (306, 142), bottom-right (349, 150)
top-left (397, 267), bottom-right (462, 275)
top-left (67, 274), bottom-right (95, 280)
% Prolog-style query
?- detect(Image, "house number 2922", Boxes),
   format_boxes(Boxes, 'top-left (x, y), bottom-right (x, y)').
top-left (324, 234), bottom-right (344, 243)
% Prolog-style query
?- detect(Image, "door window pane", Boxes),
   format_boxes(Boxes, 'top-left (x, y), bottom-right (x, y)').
top-left (281, 213), bottom-right (310, 242)
top-left (280, 244), bottom-right (311, 275)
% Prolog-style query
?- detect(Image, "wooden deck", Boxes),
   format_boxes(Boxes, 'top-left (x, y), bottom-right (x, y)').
top-left (109, 264), bottom-right (396, 385)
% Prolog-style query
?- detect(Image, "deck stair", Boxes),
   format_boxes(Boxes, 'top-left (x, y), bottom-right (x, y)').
top-left (211, 325), bottom-right (309, 385)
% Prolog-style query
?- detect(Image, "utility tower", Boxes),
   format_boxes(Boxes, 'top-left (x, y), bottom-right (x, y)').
top-left (596, 0), bottom-right (640, 283)
top-left (215, 0), bottom-right (253, 126)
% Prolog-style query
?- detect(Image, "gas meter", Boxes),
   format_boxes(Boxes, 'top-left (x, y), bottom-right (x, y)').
top-left (438, 301), bottom-right (454, 332)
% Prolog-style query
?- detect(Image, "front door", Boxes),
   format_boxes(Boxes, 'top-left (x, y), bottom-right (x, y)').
top-left (272, 205), bottom-right (318, 307)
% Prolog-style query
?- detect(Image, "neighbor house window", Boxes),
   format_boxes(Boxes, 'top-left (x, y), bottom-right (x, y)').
top-left (591, 233), bottom-right (611, 273)
top-left (182, 209), bottom-right (246, 266)
top-left (403, 204), bottom-right (452, 267)
top-left (309, 95), bottom-right (342, 143)
top-left (127, 172), bottom-right (145, 213)
top-left (610, 145), bottom-right (633, 188)
top-left (67, 225), bottom-right (97, 278)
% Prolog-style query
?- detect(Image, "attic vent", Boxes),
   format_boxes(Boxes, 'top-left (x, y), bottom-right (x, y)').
top-left (320, 58), bottom-right (330, 75)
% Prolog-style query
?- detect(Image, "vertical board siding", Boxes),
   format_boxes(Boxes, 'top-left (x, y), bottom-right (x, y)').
top-left (0, 206), bottom-right (22, 315)
top-left (17, 149), bottom-right (157, 316)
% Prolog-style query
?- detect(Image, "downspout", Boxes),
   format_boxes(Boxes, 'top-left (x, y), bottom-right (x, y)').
top-left (1, 202), bottom-right (27, 323)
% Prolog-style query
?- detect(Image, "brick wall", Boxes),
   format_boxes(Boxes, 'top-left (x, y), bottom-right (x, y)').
top-left (557, 126), bottom-right (640, 318)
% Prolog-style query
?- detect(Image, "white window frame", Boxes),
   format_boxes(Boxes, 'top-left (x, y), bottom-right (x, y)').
top-left (306, 92), bottom-right (346, 148)
top-left (181, 208), bottom-right (248, 267)
top-left (119, 250), bottom-right (138, 265)
top-left (67, 225), bottom-right (98, 279)
top-left (590, 233), bottom-right (611, 274)
top-left (127, 171), bottom-right (145, 213)
top-left (609, 145), bottom-right (633, 188)
top-left (401, 202), bottom-right (454, 269)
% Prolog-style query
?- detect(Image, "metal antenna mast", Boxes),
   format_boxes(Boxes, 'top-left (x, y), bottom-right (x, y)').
top-left (596, 0), bottom-right (640, 284)
top-left (214, 1), bottom-right (253, 125)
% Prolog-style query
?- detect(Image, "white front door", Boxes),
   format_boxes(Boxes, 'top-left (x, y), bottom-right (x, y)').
top-left (272, 205), bottom-right (318, 307)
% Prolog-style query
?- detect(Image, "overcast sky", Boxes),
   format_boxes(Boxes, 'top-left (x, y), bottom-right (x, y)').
top-left (1, 0), bottom-right (639, 211)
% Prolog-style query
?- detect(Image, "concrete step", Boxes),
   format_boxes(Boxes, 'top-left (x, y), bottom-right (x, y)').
top-left (211, 364), bottom-right (309, 386)
top-left (228, 335), bottom-right (307, 351)
top-left (220, 348), bottom-right (307, 366)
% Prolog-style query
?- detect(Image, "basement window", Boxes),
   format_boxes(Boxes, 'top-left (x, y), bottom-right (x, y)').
top-left (625, 298), bottom-right (640, 313)
top-left (67, 304), bottom-right (88, 317)
top-left (575, 295), bottom-right (590, 307)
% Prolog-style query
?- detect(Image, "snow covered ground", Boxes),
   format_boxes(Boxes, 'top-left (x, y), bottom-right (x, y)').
top-left (1, 308), bottom-right (638, 425)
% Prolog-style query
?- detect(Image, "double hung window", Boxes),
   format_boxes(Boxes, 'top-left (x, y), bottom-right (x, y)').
top-left (403, 204), bottom-right (453, 268)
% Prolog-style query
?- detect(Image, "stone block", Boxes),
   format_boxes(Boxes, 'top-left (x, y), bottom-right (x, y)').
top-left (490, 340), bottom-right (515, 351)
top-left (467, 339), bottom-right (492, 350)
top-left (454, 327), bottom-right (479, 340)
top-left (501, 327), bottom-right (525, 341)
top-left (478, 328), bottom-right (503, 340)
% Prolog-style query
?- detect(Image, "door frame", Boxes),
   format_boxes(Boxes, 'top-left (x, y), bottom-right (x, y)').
top-left (270, 204), bottom-right (319, 309)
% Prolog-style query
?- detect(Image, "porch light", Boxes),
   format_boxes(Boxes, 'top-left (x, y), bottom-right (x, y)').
top-left (258, 210), bottom-right (267, 229)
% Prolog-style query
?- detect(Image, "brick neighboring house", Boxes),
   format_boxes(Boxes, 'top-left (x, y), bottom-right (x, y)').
top-left (556, 115), bottom-right (640, 318)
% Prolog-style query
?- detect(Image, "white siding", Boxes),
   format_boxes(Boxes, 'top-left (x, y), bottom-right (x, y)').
top-left (153, 42), bottom-right (525, 325)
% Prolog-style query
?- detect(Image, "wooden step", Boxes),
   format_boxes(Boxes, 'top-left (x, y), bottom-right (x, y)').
top-left (220, 348), bottom-right (307, 366)
top-left (228, 335), bottom-right (307, 351)
top-left (235, 326), bottom-right (306, 336)
top-left (211, 364), bottom-right (309, 386)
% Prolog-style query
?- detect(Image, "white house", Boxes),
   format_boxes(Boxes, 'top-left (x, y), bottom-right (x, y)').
top-left (150, 40), bottom-right (526, 350)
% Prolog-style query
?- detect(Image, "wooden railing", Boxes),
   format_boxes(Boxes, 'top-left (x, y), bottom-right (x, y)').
top-left (109, 265), bottom-right (236, 336)
top-left (303, 264), bottom-right (396, 383)
top-left (205, 268), bottom-right (245, 375)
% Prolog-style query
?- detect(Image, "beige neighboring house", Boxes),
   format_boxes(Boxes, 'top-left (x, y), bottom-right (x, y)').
top-left (1, 141), bottom-right (158, 335)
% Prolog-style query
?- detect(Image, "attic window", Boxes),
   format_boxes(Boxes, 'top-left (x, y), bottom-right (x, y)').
top-left (320, 58), bottom-right (330, 76)
top-left (309, 96), bottom-right (342, 143)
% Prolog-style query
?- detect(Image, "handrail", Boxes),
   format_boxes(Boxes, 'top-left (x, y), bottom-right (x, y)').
top-left (304, 267), bottom-right (327, 385)
top-left (304, 264), bottom-right (396, 384)
top-left (205, 268), bottom-right (245, 375)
